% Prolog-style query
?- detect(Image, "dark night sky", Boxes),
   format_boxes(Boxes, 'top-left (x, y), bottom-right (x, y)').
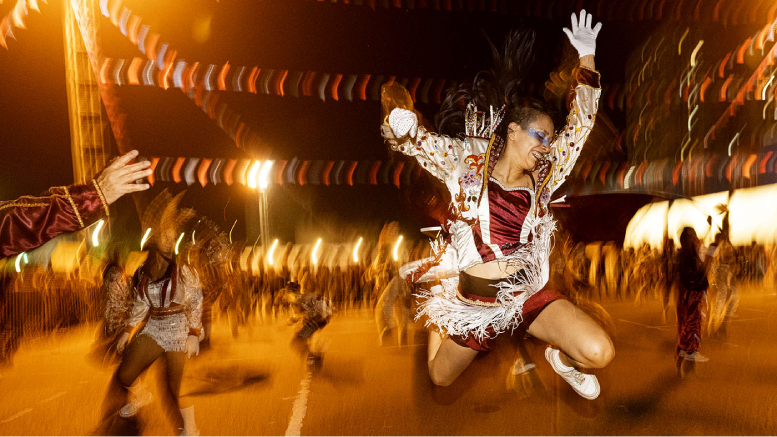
top-left (0, 0), bottom-right (673, 244)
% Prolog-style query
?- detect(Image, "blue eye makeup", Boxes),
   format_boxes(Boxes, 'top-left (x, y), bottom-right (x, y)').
top-left (527, 128), bottom-right (552, 146)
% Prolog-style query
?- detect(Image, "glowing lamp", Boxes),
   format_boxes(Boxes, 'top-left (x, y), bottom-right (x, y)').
top-left (247, 161), bottom-right (261, 189)
top-left (259, 160), bottom-right (274, 192)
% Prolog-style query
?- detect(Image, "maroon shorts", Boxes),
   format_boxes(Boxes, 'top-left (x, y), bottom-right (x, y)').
top-left (450, 272), bottom-right (566, 352)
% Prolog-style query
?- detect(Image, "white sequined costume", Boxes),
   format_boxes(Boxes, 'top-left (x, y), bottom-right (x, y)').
top-left (383, 67), bottom-right (602, 342)
top-left (126, 264), bottom-right (203, 352)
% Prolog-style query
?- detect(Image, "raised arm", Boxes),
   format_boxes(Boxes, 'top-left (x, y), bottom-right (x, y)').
top-left (547, 10), bottom-right (603, 194)
top-left (0, 150), bottom-right (151, 258)
top-left (382, 108), bottom-right (470, 185)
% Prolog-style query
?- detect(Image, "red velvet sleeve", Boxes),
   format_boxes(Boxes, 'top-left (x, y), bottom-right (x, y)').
top-left (0, 180), bottom-right (109, 258)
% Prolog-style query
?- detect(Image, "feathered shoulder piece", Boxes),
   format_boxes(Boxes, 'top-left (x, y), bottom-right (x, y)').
top-left (464, 103), bottom-right (506, 139)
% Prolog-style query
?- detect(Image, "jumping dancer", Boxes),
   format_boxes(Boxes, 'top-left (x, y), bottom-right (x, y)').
top-left (382, 11), bottom-right (612, 398)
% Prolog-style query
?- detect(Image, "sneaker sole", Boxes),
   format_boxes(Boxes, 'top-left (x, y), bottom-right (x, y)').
top-left (545, 348), bottom-right (600, 400)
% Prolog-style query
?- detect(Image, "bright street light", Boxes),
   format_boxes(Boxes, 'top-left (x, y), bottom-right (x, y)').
top-left (258, 160), bottom-right (273, 192)
top-left (247, 161), bottom-right (261, 189)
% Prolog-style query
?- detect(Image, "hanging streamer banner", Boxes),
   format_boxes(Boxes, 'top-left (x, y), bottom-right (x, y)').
top-left (138, 149), bottom-right (777, 197)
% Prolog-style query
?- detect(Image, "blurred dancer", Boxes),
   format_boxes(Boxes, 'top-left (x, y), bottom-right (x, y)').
top-left (186, 218), bottom-right (231, 346)
top-left (0, 150), bottom-right (150, 257)
top-left (375, 222), bottom-right (411, 346)
top-left (383, 11), bottom-right (612, 398)
top-left (286, 281), bottom-right (332, 367)
top-left (113, 191), bottom-right (203, 436)
top-left (376, 275), bottom-right (412, 346)
top-left (89, 244), bottom-right (133, 366)
top-left (709, 231), bottom-right (738, 338)
top-left (676, 227), bottom-right (711, 369)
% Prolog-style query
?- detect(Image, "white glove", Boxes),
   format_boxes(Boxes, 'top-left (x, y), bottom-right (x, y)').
top-left (562, 9), bottom-right (602, 58)
top-left (186, 335), bottom-right (199, 358)
top-left (388, 108), bottom-right (418, 138)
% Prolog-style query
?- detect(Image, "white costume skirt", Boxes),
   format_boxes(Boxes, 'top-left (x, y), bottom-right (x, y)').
top-left (138, 312), bottom-right (189, 352)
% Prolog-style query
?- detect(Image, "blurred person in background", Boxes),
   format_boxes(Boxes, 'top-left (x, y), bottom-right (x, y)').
top-left (285, 280), bottom-right (332, 368)
top-left (707, 205), bottom-right (739, 339)
top-left (112, 191), bottom-right (203, 436)
top-left (186, 218), bottom-right (231, 347)
top-left (676, 227), bottom-right (713, 372)
top-left (708, 232), bottom-right (738, 338)
top-left (89, 242), bottom-right (133, 366)
top-left (375, 221), bottom-right (411, 346)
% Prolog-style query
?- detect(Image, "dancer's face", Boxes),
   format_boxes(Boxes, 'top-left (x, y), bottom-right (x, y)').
top-left (155, 226), bottom-right (177, 258)
top-left (506, 114), bottom-right (554, 172)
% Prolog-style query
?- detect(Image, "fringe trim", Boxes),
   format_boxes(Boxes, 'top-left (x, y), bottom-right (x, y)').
top-left (415, 214), bottom-right (556, 342)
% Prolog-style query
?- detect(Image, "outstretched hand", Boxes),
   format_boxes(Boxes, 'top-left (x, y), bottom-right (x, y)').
top-left (387, 108), bottom-right (418, 139)
top-left (95, 150), bottom-right (152, 205)
top-left (562, 9), bottom-right (602, 58)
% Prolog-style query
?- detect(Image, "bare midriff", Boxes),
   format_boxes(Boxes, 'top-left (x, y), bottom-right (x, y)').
top-left (464, 259), bottom-right (521, 280)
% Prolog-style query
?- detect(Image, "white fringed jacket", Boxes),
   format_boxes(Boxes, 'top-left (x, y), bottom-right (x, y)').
top-left (382, 67), bottom-right (601, 338)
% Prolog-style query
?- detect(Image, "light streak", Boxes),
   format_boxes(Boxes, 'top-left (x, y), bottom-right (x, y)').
top-left (678, 27), bottom-right (689, 56)
top-left (247, 161), bottom-right (261, 189)
top-left (140, 228), bottom-right (152, 250)
top-left (688, 105), bottom-right (698, 132)
top-left (690, 40), bottom-right (703, 67)
top-left (267, 239), bottom-right (278, 265)
top-left (14, 252), bottom-right (25, 273)
top-left (229, 220), bottom-right (237, 243)
top-left (393, 235), bottom-right (403, 261)
top-left (353, 237), bottom-right (362, 263)
top-left (728, 131), bottom-right (741, 156)
top-left (765, 95), bottom-right (775, 119)
top-left (175, 232), bottom-right (184, 255)
top-left (173, 60), bottom-right (186, 89)
top-left (762, 74), bottom-right (775, 101)
top-left (92, 219), bottom-right (105, 247)
top-left (259, 160), bottom-right (273, 192)
top-left (624, 166), bottom-right (636, 190)
top-left (311, 238), bottom-right (322, 265)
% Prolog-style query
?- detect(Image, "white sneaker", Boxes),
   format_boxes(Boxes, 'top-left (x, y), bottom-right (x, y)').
top-left (545, 347), bottom-right (600, 400)
top-left (119, 390), bottom-right (153, 418)
top-left (682, 351), bottom-right (709, 362)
